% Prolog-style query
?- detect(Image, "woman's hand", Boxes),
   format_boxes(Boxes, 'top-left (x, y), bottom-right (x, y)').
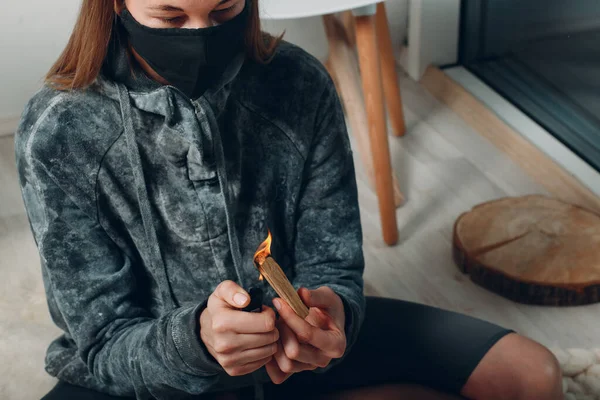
top-left (266, 287), bottom-right (346, 384)
top-left (199, 280), bottom-right (279, 377)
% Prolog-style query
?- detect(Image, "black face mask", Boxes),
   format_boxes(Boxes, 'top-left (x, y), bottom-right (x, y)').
top-left (118, 1), bottom-right (249, 98)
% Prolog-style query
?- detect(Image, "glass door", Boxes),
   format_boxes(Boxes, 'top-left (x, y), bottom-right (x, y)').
top-left (460, 0), bottom-right (600, 172)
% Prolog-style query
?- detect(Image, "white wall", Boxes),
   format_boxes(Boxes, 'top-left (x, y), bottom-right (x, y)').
top-left (0, 1), bottom-right (79, 121)
top-left (401, 0), bottom-right (460, 80)
top-left (0, 0), bottom-right (408, 131)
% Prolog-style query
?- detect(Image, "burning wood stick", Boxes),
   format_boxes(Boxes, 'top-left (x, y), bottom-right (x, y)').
top-left (254, 231), bottom-right (310, 319)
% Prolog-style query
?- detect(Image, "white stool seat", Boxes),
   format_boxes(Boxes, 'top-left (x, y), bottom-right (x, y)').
top-left (259, 0), bottom-right (381, 20)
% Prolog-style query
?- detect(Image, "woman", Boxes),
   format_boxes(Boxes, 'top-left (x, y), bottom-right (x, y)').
top-left (15, 0), bottom-right (563, 399)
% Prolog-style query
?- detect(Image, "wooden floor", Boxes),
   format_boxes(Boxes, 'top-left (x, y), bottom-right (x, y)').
top-left (1, 71), bottom-right (598, 398)
top-left (355, 74), bottom-right (600, 353)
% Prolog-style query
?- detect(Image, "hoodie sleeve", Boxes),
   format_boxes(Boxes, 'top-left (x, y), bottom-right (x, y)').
top-left (15, 104), bottom-right (227, 399)
top-left (291, 79), bottom-right (366, 372)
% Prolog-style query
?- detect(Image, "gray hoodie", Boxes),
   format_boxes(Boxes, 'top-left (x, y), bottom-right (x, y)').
top-left (14, 29), bottom-right (365, 399)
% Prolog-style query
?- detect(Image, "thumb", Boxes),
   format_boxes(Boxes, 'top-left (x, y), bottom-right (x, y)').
top-left (213, 280), bottom-right (250, 309)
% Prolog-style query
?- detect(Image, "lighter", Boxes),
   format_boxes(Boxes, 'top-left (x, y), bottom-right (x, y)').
top-left (241, 287), bottom-right (263, 313)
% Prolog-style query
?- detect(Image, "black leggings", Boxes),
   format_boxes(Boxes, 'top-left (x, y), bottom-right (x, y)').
top-left (42, 297), bottom-right (514, 400)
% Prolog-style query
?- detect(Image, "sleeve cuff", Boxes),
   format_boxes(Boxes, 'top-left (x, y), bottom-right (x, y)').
top-left (170, 300), bottom-right (224, 376)
top-left (339, 294), bottom-right (355, 349)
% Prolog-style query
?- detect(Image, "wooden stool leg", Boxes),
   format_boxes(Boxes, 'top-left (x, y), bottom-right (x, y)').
top-left (354, 12), bottom-right (399, 246)
top-left (323, 14), bottom-right (404, 208)
top-left (375, 2), bottom-right (406, 137)
top-left (340, 10), bottom-right (357, 48)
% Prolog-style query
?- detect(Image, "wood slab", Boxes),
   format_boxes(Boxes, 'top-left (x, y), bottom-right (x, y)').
top-left (453, 195), bottom-right (600, 305)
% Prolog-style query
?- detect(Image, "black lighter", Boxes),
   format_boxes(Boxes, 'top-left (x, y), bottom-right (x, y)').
top-left (241, 287), bottom-right (264, 313)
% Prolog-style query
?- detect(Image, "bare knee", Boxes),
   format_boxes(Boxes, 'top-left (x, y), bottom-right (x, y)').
top-left (516, 345), bottom-right (563, 400)
top-left (462, 334), bottom-right (563, 400)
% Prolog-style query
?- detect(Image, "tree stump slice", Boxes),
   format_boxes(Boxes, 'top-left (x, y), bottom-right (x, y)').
top-left (453, 195), bottom-right (600, 306)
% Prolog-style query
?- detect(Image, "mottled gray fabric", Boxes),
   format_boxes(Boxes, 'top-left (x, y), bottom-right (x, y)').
top-left (14, 30), bottom-right (365, 400)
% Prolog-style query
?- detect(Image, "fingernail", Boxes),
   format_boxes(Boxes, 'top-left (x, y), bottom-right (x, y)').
top-left (234, 293), bottom-right (248, 306)
top-left (273, 299), bottom-right (281, 310)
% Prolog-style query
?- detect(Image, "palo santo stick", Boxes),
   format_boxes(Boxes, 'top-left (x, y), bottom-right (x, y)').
top-left (256, 257), bottom-right (310, 319)
top-left (254, 230), bottom-right (310, 319)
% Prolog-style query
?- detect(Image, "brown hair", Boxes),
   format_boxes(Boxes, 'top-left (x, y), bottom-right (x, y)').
top-left (46, 0), bottom-right (283, 91)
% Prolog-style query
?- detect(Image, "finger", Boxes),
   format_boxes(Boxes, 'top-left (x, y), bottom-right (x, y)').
top-left (211, 306), bottom-right (276, 334)
top-left (210, 329), bottom-right (280, 354)
top-left (304, 304), bottom-right (332, 330)
top-left (212, 280), bottom-right (250, 309)
top-left (265, 357), bottom-right (292, 385)
top-left (274, 298), bottom-right (343, 356)
top-left (298, 287), bottom-right (313, 307)
top-left (299, 286), bottom-right (333, 309)
top-left (299, 288), bottom-right (341, 330)
top-left (280, 321), bottom-right (331, 367)
top-left (220, 343), bottom-right (278, 369)
top-left (298, 288), bottom-right (324, 327)
top-left (302, 287), bottom-right (343, 319)
top-left (273, 338), bottom-right (316, 374)
top-left (225, 355), bottom-right (273, 377)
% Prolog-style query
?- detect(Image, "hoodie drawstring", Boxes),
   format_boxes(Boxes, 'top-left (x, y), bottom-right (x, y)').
top-left (117, 83), bottom-right (179, 310)
top-left (194, 96), bottom-right (246, 289)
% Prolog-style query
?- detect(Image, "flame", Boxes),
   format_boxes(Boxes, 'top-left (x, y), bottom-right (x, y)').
top-left (253, 230), bottom-right (272, 267)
